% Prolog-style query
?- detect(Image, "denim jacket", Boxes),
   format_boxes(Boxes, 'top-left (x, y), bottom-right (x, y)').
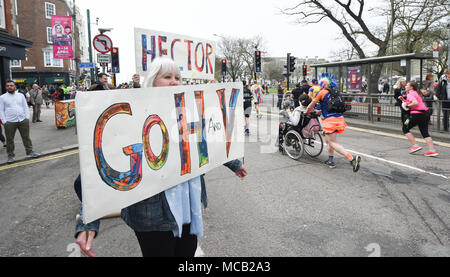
top-left (74, 159), bottom-right (243, 238)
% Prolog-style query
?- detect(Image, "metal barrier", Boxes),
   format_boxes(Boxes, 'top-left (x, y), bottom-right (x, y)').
top-left (342, 93), bottom-right (450, 132)
top-left (265, 93), bottom-right (449, 132)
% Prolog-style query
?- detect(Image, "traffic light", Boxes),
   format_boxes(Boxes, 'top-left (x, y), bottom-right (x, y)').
top-left (285, 53), bottom-right (291, 73)
top-left (95, 66), bottom-right (100, 79)
top-left (255, 51), bottom-right (261, 72)
top-left (302, 64), bottom-right (307, 76)
top-left (111, 47), bottom-right (120, 73)
top-left (221, 59), bottom-right (227, 76)
top-left (289, 56), bottom-right (296, 72)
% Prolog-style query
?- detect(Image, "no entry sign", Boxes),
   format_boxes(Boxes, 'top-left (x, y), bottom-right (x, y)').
top-left (93, 34), bottom-right (113, 54)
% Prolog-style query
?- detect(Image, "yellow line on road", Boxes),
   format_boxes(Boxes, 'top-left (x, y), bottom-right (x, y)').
top-left (0, 149), bottom-right (79, 171)
top-left (347, 126), bottom-right (450, 148)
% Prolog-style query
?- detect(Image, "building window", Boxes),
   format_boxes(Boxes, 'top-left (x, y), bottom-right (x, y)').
top-left (45, 2), bottom-right (56, 19)
top-left (0, 0), bottom-right (6, 29)
top-left (46, 27), bottom-right (52, 44)
top-left (11, 60), bottom-right (21, 67)
top-left (44, 50), bottom-right (63, 68)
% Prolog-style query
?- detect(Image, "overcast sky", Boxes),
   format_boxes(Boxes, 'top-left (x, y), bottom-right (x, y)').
top-left (75, 0), bottom-right (383, 83)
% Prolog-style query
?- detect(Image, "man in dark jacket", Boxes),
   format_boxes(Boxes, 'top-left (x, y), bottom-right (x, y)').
top-left (436, 69), bottom-right (450, 131)
top-left (290, 83), bottom-right (303, 108)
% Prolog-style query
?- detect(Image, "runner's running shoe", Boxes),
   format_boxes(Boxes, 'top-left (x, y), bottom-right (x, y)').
top-left (324, 160), bottom-right (336, 169)
top-left (408, 145), bottom-right (422, 154)
top-left (423, 150), bottom-right (438, 157)
top-left (351, 155), bottom-right (361, 172)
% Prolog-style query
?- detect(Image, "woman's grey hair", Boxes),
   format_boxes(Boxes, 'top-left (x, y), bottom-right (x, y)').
top-left (142, 57), bottom-right (181, 88)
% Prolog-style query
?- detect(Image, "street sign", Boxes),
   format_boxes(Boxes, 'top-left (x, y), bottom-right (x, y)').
top-left (93, 34), bottom-right (113, 54)
top-left (97, 53), bottom-right (111, 63)
top-left (79, 62), bottom-right (95, 68)
top-left (433, 51), bottom-right (439, 58)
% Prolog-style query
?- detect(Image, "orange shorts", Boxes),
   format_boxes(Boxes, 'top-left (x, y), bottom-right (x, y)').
top-left (322, 116), bottom-right (347, 134)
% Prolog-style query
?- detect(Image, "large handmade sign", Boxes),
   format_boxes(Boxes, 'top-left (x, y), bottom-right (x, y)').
top-left (134, 28), bottom-right (216, 80)
top-left (76, 83), bottom-right (244, 223)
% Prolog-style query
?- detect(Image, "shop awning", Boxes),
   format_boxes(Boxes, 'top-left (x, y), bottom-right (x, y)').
top-left (14, 78), bottom-right (37, 83)
top-left (45, 77), bottom-right (65, 83)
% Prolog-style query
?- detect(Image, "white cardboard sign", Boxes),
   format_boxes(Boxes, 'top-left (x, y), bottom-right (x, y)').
top-left (134, 28), bottom-right (216, 80)
top-left (76, 83), bottom-right (244, 223)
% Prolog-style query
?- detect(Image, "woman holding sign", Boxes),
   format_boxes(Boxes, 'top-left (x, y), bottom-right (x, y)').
top-left (75, 57), bottom-right (248, 257)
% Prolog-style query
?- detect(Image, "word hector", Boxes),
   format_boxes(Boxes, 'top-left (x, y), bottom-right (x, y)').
top-left (142, 34), bottom-right (214, 74)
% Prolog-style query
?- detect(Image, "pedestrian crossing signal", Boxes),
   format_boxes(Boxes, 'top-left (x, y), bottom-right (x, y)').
top-left (111, 47), bottom-right (120, 73)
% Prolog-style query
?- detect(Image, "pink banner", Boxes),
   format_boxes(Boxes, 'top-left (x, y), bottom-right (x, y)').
top-left (51, 15), bottom-right (73, 59)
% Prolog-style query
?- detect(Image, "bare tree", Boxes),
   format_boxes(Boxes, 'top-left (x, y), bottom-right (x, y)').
top-left (216, 35), bottom-right (267, 82)
top-left (280, 0), bottom-right (398, 93)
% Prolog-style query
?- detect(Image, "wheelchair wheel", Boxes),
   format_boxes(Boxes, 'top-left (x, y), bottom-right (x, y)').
top-left (304, 132), bottom-right (324, 158)
top-left (283, 130), bottom-right (304, 160)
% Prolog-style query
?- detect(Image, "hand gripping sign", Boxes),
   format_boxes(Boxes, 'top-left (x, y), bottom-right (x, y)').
top-left (76, 83), bottom-right (244, 223)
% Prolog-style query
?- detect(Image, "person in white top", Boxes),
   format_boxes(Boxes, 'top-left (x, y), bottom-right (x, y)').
top-left (0, 80), bottom-right (39, 163)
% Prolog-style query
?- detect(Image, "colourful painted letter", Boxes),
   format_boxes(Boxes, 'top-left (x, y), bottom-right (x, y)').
top-left (94, 103), bottom-right (143, 191)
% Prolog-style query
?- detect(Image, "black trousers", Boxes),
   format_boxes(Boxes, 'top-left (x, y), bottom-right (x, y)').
top-left (134, 224), bottom-right (198, 257)
top-left (403, 113), bottom-right (430, 138)
top-left (443, 108), bottom-right (449, 131)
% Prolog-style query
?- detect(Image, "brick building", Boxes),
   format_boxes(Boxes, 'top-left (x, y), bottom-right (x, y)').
top-left (9, 0), bottom-right (87, 87)
top-left (0, 0), bottom-right (32, 93)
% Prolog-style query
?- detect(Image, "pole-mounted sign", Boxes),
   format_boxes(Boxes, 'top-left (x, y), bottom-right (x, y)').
top-left (93, 34), bottom-right (113, 54)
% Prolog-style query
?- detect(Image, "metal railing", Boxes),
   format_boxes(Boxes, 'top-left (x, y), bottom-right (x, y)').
top-left (341, 93), bottom-right (449, 132)
top-left (265, 93), bottom-right (450, 133)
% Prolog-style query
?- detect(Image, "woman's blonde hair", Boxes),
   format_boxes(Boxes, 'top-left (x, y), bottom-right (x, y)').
top-left (142, 57), bottom-right (181, 88)
top-left (395, 78), bottom-right (405, 89)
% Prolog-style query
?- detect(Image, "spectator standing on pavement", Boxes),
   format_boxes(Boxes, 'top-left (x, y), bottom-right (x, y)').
top-left (0, 80), bottom-right (39, 163)
top-left (290, 83), bottom-right (303, 108)
top-left (243, 81), bottom-right (252, 135)
top-left (29, 84), bottom-right (44, 123)
top-left (305, 73), bottom-right (361, 172)
top-left (394, 78), bottom-right (408, 132)
top-left (251, 80), bottom-right (263, 119)
top-left (75, 57), bottom-right (248, 257)
top-left (42, 85), bottom-right (51, 109)
top-left (436, 69), bottom-right (450, 132)
top-left (277, 84), bottom-right (284, 109)
top-left (399, 81), bottom-right (438, 156)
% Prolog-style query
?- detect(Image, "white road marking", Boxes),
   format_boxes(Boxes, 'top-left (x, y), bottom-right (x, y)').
top-left (347, 149), bottom-right (449, 180)
top-left (195, 245), bottom-right (205, 257)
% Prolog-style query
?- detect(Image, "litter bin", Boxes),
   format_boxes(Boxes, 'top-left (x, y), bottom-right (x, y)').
top-left (55, 100), bottom-right (76, 129)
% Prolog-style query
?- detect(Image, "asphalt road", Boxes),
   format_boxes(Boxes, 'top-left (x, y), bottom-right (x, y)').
top-left (0, 111), bottom-right (448, 257)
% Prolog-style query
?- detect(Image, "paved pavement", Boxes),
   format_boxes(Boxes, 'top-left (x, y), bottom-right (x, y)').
top-left (0, 105), bottom-right (78, 165)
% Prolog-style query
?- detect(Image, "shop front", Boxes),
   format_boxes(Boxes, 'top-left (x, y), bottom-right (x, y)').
top-left (0, 33), bottom-right (32, 93)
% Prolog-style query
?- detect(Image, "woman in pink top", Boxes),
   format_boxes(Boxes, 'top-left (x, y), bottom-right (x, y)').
top-left (399, 81), bottom-right (438, 156)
